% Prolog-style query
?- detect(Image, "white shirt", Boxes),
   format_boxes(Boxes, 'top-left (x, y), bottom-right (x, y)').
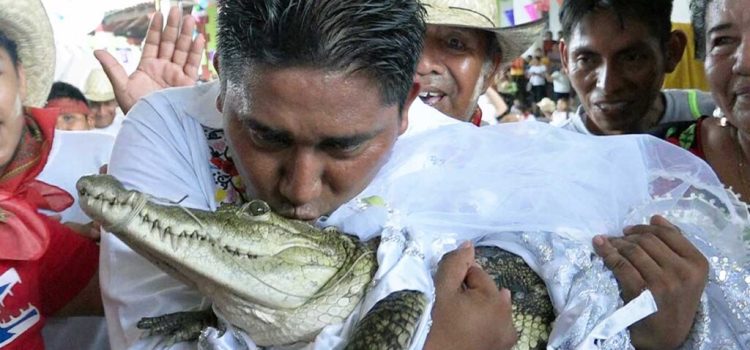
top-left (37, 129), bottom-right (115, 223)
top-left (550, 71), bottom-right (571, 94)
top-left (527, 65), bottom-right (547, 86)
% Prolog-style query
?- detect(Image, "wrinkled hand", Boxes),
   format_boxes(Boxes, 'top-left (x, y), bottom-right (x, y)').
top-left (424, 241), bottom-right (517, 350)
top-left (94, 6), bottom-right (205, 114)
top-left (593, 215), bottom-right (708, 350)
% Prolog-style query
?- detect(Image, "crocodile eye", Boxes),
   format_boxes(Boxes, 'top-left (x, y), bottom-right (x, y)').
top-left (247, 200), bottom-right (270, 216)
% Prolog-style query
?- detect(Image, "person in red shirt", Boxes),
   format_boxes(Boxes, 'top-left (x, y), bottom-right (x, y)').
top-left (0, 1), bottom-right (100, 348)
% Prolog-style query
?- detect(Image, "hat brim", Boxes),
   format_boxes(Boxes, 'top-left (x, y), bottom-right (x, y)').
top-left (85, 92), bottom-right (116, 103)
top-left (424, 5), bottom-right (546, 66)
top-left (0, 0), bottom-right (55, 108)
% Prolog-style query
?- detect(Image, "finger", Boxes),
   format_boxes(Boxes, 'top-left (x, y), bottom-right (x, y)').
top-left (621, 232), bottom-right (681, 270)
top-left (609, 238), bottom-right (663, 287)
top-left (593, 235), bottom-right (646, 301)
top-left (624, 215), bottom-right (702, 259)
top-left (142, 11), bottom-right (164, 59)
top-left (158, 7), bottom-right (183, 60)
top-left (171, 14), bottom-right (196, 66)
top-left (184, 34), bottom-right (205, 81)
top-left (434, 242), bottom-right (475, 293)
top-left (94, 50), bottom-right (128, 94)
top-left (463, 264), bottom-right (498, 295)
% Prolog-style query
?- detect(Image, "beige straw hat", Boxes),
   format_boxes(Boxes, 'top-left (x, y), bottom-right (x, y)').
top-left (84, 68), bottom-right (116, 102)
top-left (421, 0), bottom-right (545, 65)
top-left (536, 97), bottom-right (556, 114)
top-left (0, 0), bottom-right (55, 108)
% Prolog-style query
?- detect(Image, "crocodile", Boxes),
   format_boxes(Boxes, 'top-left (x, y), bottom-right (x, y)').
top-left (77, 174), bottom-right (554, 349)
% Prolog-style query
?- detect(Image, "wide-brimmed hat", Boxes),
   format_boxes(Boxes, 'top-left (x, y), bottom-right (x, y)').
top-left (0, 0), bottom-right (55, 108)
top-left (422, 0), bottom-right (545, 65)
top-left (536, 97), bottom-right (556, 114)
top-left (84, 68), bottom-right (116, 102)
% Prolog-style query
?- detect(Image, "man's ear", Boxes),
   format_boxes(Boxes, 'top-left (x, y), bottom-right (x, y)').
top-left (559, 39), bottom-right (570, 75)
top-left (87, 114), bottom-right (95, 128)
top-left (398, 82), bottom-right (420, 135)
top-left (665, 30), bottom-right (687, 73)
top-left (213, 54), bottom-right (225, 113)
top-left (216, 91), bottom-right (224, 113)
top-left (212, 53), bottom-right (221, 76)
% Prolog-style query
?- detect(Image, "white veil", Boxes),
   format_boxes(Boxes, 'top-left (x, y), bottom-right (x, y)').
top-left (204, 121), bottom-right (750, 349)
top-left (320, 121), bottom-right (750, 349)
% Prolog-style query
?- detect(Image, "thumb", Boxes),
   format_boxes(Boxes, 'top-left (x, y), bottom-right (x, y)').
top-left (464, 264), bottom-right (497, 294)
top-left (434, 241), bottom-right (476, 292)
top-left (94, 50), bottom-right (128, 96)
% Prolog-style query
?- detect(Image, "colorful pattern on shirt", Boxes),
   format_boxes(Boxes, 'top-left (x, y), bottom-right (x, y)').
top-left (648, 116), bottom-right (707, 160)
top-left (203, 126), bottom-right (246, 205)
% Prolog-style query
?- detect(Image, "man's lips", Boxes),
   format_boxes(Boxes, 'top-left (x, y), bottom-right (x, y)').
top-left (419, 91), bottom-right (446, 107)
top-left (735, 85), bottom-right (750, 100)
top-left (592, 100), bottom-right (630, 114)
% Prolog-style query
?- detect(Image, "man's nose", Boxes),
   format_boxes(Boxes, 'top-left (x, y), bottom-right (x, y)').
top-left (279, 149), bottom-right (323, 206)
top-left (595, 61), bottom-right (625, 94)
top-left (416, 42), bottom-right (445, 77)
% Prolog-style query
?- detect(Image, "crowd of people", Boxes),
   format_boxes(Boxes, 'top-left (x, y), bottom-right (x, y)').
top-left (1, 0), bottom-right (749, 349)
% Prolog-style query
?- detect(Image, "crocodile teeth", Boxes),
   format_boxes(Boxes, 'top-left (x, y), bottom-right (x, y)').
top-left (168, 230), bottom-right (178, 252)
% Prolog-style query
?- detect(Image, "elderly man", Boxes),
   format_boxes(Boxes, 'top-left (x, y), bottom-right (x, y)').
top-left (415, 0), bottom-right (543, 125)
top-left (0, 0), bottom-right (101, 349)
top-left (558, 0), bottom-right (716, 135)
top-left (83, 69), bottom-right (123, 135)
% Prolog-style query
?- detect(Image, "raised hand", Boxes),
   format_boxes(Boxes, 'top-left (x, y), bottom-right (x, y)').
top-left (594, 215), bottom-right (708, 349)
top-left (425, 241), bottom-right (517, 350)
top-left (94, 6), bottom-right (205, 114)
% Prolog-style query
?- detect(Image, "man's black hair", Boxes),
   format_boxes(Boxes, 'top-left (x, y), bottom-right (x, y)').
top-left (690, 0), bottom-right (711, 60)
top-left (559, 0), bottom-right (674, 48)
top-left (217, 0), bottom-right (426, 110)
top-left (47, 81), bottom-right (89, 106)
top-left (0, 30), bottom-right (19, 67)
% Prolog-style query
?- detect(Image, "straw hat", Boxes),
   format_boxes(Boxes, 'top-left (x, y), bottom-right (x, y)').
top-left (0, 0), bottom-right (55, 108)
top-left (84, 68), bottom-right (116, 102)
top-left (536, 97), bottom-right (556, 114)
top-left (421, 0), bottom-right (545, 65)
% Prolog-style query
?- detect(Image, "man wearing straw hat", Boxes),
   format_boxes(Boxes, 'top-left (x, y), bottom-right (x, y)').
top-left (0, 0), bottom-right (101, 348)
top-left (84, 68), bottom-right (124, 136)
top-left (416, 0), bottom-right (543, 125)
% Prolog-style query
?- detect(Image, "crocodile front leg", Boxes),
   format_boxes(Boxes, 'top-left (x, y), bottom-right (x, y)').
top-left (137, 309), bottom-right (219, 346)
top-left (345, 290), bottom-right (428, 350)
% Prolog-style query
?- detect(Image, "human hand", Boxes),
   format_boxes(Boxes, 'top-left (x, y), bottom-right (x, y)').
top-left (94, 6), bottom-right (205, 114)
top-left (63, 221), bottom-right (101, 241)
top-left (593, 215), bottom-right (708, 350)
top-left (424, 241), bottom-right (517, 350)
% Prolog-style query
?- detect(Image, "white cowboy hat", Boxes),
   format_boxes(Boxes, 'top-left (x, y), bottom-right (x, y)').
top-left (0, 0), bottom-right (55, 108)
top-left (84, 68), bottom-right (116, 102)
top-left (421, 0), bottom-right (545, 65)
